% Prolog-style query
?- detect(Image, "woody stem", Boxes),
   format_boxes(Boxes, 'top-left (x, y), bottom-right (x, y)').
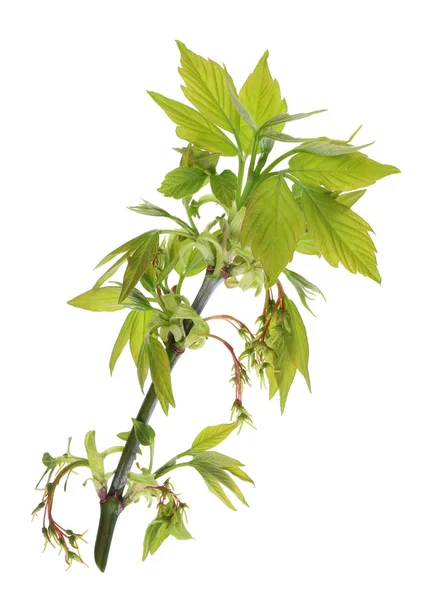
top-left (94, 272), bottom-right (224, 573)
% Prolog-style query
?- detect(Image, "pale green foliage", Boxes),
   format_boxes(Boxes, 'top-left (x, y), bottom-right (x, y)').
top-left (148, 92), bottom-right (238, 156)
top-left (158, 167), bottom-right (208, 199)
top-left (53, 41), bottom-right (400, 571)
top-left (177, 41), bottom-right (240, 134)
top-left (68, 286), bottom-right (125, 312)
top-left (210, 170), bottom-right (238, 209)
top-left (190, 422), bottom-right (238, 453)
top-left (241, 174), bottom-right (304, 285)
top-left (146, 335), bottom-right (175, 415)
top-left (300, 186), bottom-right (381, 282)
top-left (120, 231), bottom-right (159, 301)
top-left (239, 50), bottom-right (287, 153)
top-left (289, 151), bottom-right (399, 191)
top-left (284, 297), bottom-right (311, 390)
top-left (109, 312), bottom-right (136, 374)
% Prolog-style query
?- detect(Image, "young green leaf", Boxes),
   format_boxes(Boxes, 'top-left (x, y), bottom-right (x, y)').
top-left (94, 234), bottom-right (146, 270)
top-left (295, 140), bottom-right (373, 157)
top-left (191, 450), bottom-right (241, 467)
top-left (137, 338), bottom-right (150, 393)
top-left (193, 466), bottom-right (237, 511)
top-left (148, 92), bottom-right (238, 156)
top-left (227, 81), bottom-right (257, 133)
top-left (191, 451), bottom-right (254, 485)
top-left (260, 131), bottom-right (317, 144)
top-left (146, 335), bottom-right (175, 415)
top-left (284, 297), bottom-right (311, 391)
top-left (275, 340), bottom-right (297, 414)
top-left (93, 252), bottom-right (130, 288)
top-left (335, 189), bottom-right (366, 208)
top-left (68, 286), bottom-right (124, 312)
top-left (176, 41), bottom-right (240, 134)
top-left (284, 269), bottom-right (325, 315)
top-left (289, 152), bottom-right (400, 191)
top-left (210, 170), bottom-right (238, 209)
top-left (120, 231), bottom-right (159, 302)
top-left (175, 146), bottom-right (220, 173)
top-left (142, 520), bottom-right (169, 561)
top-left (190, 422), bottom-right (238, 453)
top-left (295, 233), bottom-right (321, 257)
top-left (239, 50), bottom-right (287, 153)
top-left (132, 419), bottom-right (155, 446)
top-left (260, 109), bottom-right (327, 130)
top-left (299, 185), bottom-right (381, 282)
top-left (192, 460), bottom-right (248, 506)
top-left (241, 173), bottom-right (304, 285)
top-left (130, 310), bottom-right (153, 365)
top-left (158, 167), bottom-right (208, 199)
top-left (168, 513), bottom-right (193, 540)
top-left (109, 311), bottom-right (136, 374)
top-left (266, 365), bottom-right (279, 400)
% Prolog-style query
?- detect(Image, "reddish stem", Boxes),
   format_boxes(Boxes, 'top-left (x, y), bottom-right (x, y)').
top-left (204, 315), bottom-right (254, 338)
top-left (200, 332), bottom-right (243, 402)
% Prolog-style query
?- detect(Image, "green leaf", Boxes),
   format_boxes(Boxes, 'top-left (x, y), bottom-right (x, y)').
top-left (275, 340), bottom-right (297, 414)
top-left (176, 41), bottom-right (240, 134)
top-left (132, 419), bottom-right (155, 446)
top-left (225, 76), bottom-right (257, 134)
top-left (194, 152), bottom-right (220, 174)
top-left (239, 51), bottom-right (287, 153)
top-left (266, 365), bottom-right (279, 400)
top-left (190, 422), bottom-right (238, 453)
top-left (210, 170), bottom-right (238, 209)
top-left (95, 235), bottom-right (146, 270)
top-left (168, 512), bottom-right (193, 540)
top-left (146, 335), bottom-right (175, 415)
top-left (117, 431), bottom-right (130, 441)
top-left (260, 131), bottom-right (317, 144)
top-left (158, 167), bottom-right (208, 199)
top-left (109, 311), bottom-right (136, 374)
top-left (191, 451), bottom-right (243, 468)
top-left (192, 461), bottom-right (248, 506)
top-left (284, 268), bottom-right (325, 315)
top-left (192, 451), bottom-right (254, 485)
top-left (335, 189), bottom-right (366, 208)
top-left (120, 231), bottom-right (159, 302)
top-left (241, 174), bottom-right (304, 285)
top-left (295, 233), bottom-right (321, 256)
top-left (127, 288), bottom-right (153, 312)
top-left (225, 465), bottom-right (255, 485)
top-left (148, 91), bottom-right (238, 156)
top-left (295, 140), bottom-right (373, 156)
top-left (284, 297), bottom-right (311, 390)
top-left (261, 109), bottom-right (327, 130)
top-left (93, 252), bottom-right (130, 288)
top-left (67, 286), bottom-right (124, 312)
top-left (299, 185), bottom-right (381, 282)
top-left (137, 338), bottom-right (149, 392)
top-left (130, 310), bottom-right (153, 364)
top-left (289, 152), bottom-right (400, 191)
top-left (175, 146), bottom-right (220, 173)
top-left (142, 519), bottom-right (169, 561)
top-left (129, 201), bottom-right (171, 218)
top-left (194, 466), bottom-right (236, 511)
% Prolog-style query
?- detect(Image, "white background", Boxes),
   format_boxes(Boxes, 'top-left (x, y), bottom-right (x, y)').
top-left (1, 1), bottom-right (423, 598)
